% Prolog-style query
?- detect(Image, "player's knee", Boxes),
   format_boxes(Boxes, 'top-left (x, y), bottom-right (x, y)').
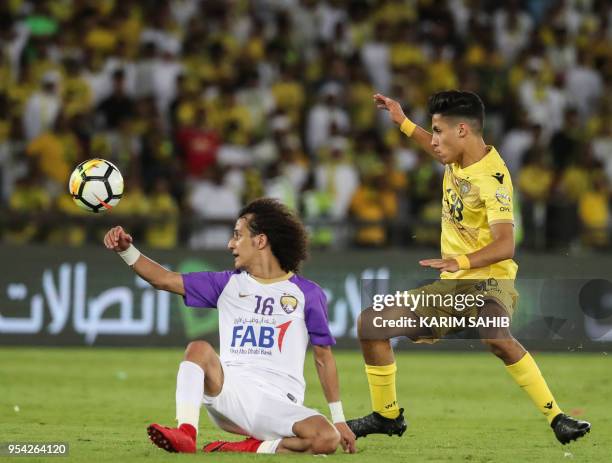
top-left (184, 340), bottom-right (215, 364)
top-left (310, 426), bottom-right (340, 454)
top-left (481, 338), bottom-right (513, 360)
top-left (357, 307), bottom-right (377, 340)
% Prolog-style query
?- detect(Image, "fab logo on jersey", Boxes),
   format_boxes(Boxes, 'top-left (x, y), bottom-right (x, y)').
top-left (230, 321), bottom-right (292, 352)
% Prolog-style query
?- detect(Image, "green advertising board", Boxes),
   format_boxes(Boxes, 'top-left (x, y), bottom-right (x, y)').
top-left (1, 245), bottom-right (611, 349)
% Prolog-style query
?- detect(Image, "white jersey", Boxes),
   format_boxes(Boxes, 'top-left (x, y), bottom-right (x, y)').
top-left (182, 270), bottom-right (334, 404)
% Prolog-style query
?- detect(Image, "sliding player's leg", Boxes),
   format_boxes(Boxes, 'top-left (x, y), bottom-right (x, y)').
top-left (147, 340), bottom-right (223, 453)
top-left (478, 301), bottom-right (591, 444)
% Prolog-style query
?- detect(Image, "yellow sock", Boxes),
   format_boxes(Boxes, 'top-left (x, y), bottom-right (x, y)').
top-left (365, 363), bottom-right (400, 419)
top-left (505, 352), bottom-right (563, 424)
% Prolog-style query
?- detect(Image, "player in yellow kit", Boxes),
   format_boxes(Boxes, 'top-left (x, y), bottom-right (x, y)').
top-left (346, 91), bottom-right (591, 445)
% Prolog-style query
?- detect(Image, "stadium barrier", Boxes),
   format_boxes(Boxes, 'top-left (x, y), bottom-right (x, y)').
top-left (1, 245), bottom-right (611, 350)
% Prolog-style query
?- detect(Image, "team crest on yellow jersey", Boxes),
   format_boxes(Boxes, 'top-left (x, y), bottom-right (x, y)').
top-left (455, 177), bottom-right (472, 196)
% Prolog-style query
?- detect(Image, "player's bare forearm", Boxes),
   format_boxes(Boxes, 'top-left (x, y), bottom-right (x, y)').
top-left (373, 93), bottom-right (441, 162)
top-left (312, 345), bottom-right (341, 402)
top-left (411, 125), bottom-right (440, 161)
top-left (313, 345), bottom-right (357, 453)
top-left (459, 240), bottom-right (513, 270)
top-left (420, 223), bottom-right (515, 272)
top-left (132, 255), bottom-right (185, 295)
top-left (464, 222), bottom-right (515, 268)
top-left (103, 225), bottom-right (185, 295)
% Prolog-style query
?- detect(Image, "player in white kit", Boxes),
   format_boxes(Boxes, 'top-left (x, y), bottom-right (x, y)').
top-left (103, 198), bottom-right (356, 454)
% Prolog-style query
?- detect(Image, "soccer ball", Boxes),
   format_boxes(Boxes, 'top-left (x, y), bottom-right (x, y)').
top-left (68, 159), bottom-right (124, 213)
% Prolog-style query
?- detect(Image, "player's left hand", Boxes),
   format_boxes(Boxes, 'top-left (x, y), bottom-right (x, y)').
top-left (335, 422), bottom-right (356, 453)
top-left (419, 258), bottom-right (459, 273)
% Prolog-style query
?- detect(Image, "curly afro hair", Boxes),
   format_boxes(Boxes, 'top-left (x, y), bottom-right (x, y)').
top-left (239, 198), bottom-right (308, 273)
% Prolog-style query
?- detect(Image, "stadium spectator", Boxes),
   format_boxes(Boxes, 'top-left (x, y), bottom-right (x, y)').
top-left (236, 70), bottom-right (275, 137)
top-left (271, 64), bottom-right (306, 129)
top-left (347, 65), bottom-right (377, 133)
top-left (264, 160), bottom-right (298, 212)
top-left (565, 49), bottom-right (604, 119)
top-left (500, 115), bottom-right (539, 177)
top-left (350, 165), bottom-right (398, 247)
top-left (62, 57), bottom-right (94, 118)
top-left (494, 1), bottom-right (533, 63)
top-left (26, 112), bottom-right (81, 192)
top-left (518, 147), bottom-right (554, 249)
top-left (306, 85), bottom-right (350, 156)
top-left (550, 107), bottom-right (583, 171)
top-left (314, 136), bottom-right (359, 221)
top-left (550, 144), bottom-right (597, 248)
top-left (6, 162), bottom-right (50, 243)
top-left (96, 68), bottom-right (134, 131)
top-left (132, 41), bottom-right (158, 99)
top-left (176, 107), bottom-right (220, 179)
top-left (520, 60), bottom-right (559, 128)
top-left (295, 165), bottom-right (331, 248)
top-left (360, 21), bottom-right (391, 95)
top-left (151, 39), bottom-right (183, 120)
top-left (578, 169), bottom-right (609, 248)
top-left (103, 40), bottom-right (138, 98)
top-left (188, 165), bottom-right (240, 249)
top-left (22, 70), bottom-right (61, 141)
top-left (546, 26), bottom-right (576, 73)
top-left (145, 177), bottom-right (179, 249)
top-left (213, 88), bottom-right (254, 146)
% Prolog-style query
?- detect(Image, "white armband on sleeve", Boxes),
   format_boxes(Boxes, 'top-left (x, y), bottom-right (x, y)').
top-left (328, 401), bottom-right (345, 423)
top-left (118, 244), bottom-right (141, 266)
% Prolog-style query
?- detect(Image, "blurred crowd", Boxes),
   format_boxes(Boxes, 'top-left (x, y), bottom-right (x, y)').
top-left (0, 0), bottom-right (610, 250)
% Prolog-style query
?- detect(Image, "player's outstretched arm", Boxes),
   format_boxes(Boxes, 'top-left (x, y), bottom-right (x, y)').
top-left (373, 93), bottom-right (441, 163)
top-left (312, 345), bottom-right (356, 453)
top-left (419, 222), bottom-right (515, 273)
top-left (103, 226), bottom-right (185, 295)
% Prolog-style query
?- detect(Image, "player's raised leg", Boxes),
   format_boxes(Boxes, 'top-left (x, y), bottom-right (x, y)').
top-left (148, 340), bottom-right (223, 453)
top-left (347, 307), bottom-right (431, 438)
top-left (478, 302), bottom-right (591, 444)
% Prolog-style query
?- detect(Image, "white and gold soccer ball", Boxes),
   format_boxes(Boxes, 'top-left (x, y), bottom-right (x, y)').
top-left (68, 159), bottom-right (124, 213)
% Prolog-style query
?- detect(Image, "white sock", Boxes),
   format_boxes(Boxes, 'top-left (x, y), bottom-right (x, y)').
top-left (256, 439), bottom-right (282, 454)
top-left (175, 361), bottom-right (204, 433)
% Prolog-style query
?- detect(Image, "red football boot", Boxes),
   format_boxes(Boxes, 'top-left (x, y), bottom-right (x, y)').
top-left (147, 423), bottom-right (197, 453)
top-left (202, 436), bottom-right (263, 453)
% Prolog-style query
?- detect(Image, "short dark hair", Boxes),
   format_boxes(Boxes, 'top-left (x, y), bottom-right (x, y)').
top-left (239, 198), bottom-right (308, 273)
top-left (428, 90), bottom-right (485, 131)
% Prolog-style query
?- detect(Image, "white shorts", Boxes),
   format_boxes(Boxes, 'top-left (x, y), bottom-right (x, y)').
top-left (202, 362), bottom-right (323, 441)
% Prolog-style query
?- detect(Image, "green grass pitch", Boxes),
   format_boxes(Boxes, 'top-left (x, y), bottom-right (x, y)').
top-left (1, 348), bottom-right (610, 462)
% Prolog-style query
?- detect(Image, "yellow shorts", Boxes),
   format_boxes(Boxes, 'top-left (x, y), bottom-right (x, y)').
top-left (410, 278), bottom-right (518, 342)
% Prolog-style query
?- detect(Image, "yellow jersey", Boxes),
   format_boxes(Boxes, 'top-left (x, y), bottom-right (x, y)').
top-left (440, 146), bottom-right (518, 280)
